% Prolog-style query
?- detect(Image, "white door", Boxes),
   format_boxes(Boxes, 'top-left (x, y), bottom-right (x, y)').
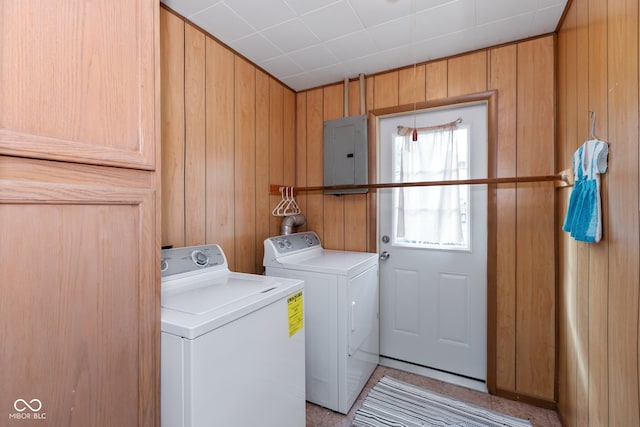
top-left (378, 103), bottom-right (487, 381)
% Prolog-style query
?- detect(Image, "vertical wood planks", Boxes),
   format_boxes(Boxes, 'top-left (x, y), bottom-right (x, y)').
top-left (586, 0), bottom-right (609, 423)
top-left (295, 91), bottom-right (309, 231)
top-left (345, 78), bottom-right (368, 252)
top-left (606, 0), bottom-right (640, 424)
top-left (234, 57), bottom-right (256, 273)
top-left (160, 9), bottom-right (185, 248)
top-left (575, 2), bottom-right (590, 426)
top-left (562, 4), bottom-right (579, 424)
top-left (305, 88), bottom-right (325, 241)
top-left (399, 65), bottom-right (426, 106)
top-left (556, 3), bottom-right (575, 424)
top-left (515, 36), bottom-right (556, 401)
top-left (559, 0), bottom-right (640, 423)
top-left (284, 90), bottom-right (297, 189)
top-left (205, 38), bottom-right (235, 267)
top-left (374, 72), bottom-right (399, 109)
top-left (448, 52), bottom-right (488, 96)
top-left (255, 70), bottom-right (271, 272)
top-left (426, 60), bottom-right (448, 101)
top-left (489, 44), bottom-right (517, 393)
top-left (184, 24), bottom-right (206, 247)
top-left (268, 79), bottom-right (285, 238)
top-left (323, 84), bottom-right (345, 249)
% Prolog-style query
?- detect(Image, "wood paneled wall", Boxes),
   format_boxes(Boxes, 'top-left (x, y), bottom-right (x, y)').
top-left (160, 7), bottom-right (296, 272)
top-left (296, 36), bottom-right (557, 403)
top-left (557, 0), bottom-right (640, 425)
top-left (161, 5), bottom-right (558, 404)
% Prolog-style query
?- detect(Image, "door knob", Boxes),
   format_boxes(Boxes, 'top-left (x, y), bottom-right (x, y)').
top-left (380, 251), bottom-right (390, 261)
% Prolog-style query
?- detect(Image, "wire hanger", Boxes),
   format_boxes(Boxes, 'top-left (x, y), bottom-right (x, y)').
top-left (272, 186), bottom-right (301, 217)
top-left (589, 111), bottom-right (598, 140)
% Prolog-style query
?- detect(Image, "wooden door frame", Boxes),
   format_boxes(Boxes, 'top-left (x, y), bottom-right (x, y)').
top-left (367, 90), bottom-right (498, 393)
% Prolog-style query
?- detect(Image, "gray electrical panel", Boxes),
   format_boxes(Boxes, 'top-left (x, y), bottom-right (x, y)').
top-left (323, 114), bottom-right (368, 195)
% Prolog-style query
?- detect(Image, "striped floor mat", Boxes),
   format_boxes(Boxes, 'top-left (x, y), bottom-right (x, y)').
top-left (352, 376), bottom-right (532, 427)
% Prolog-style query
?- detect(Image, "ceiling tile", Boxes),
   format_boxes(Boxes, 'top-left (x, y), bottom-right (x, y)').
top-left (415, 0), bottom-right (461, 11)
top-left (415, 0), bottom-right (476, 40)
top-left (367, 16), bottom-right (412, 51)
top-left (416, 28), bottom-right (477, 62)
top-left (284, 0), bottom-right (340, 16)
top-left (229, 34), bottom-right (282, 62)
top-left (345, 45), bottom-right (412, 77)
top-left (539, 0), bottom-right (566, 7)
top-left (163, 0), bottom-right (221, 17)
top-left (281, 73), bottom-right (319, 90)
top-left (305, 62), bottom-right (355, 83)
top-left (475, 0), bottom-right (538, 25)
top-left (324, 30), bottom-right (378, 61)
top-left (301, 1), bottom-right (364, 42)
top-left (473, 14), bottom-right (535, 48)
top-left (262, 18), bottom-right (321, 53)
top-left (531, 4), bottom-right (566, 33)
top-left (288, 44), bottom-right (339, 71)
top-left (223, 0), bottom-right (296, 30)
top-left (189, 3), bottom-right (254, 41)
top-left (260, 54), bottom-right (305, 77)
top-left (348, 0), bottom-right (412, 27)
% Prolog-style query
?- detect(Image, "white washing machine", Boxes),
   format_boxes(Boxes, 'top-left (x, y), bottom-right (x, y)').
top-left (263, 231), bottom-right (379, 414)
top-left (161, 244), bottom-right (305, 427)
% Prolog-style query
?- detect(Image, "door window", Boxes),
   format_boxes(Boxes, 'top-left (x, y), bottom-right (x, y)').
top-left (392, 126), bottom-right (470, 251)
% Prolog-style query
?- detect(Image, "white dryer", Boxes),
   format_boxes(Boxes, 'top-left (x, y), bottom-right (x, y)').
top-left (161, 244), bottom-right (305, 427)
top-left (263, 231), bottom-right (379, 414)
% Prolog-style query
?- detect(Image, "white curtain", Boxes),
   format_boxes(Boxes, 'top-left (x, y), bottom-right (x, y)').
top-left (395, 124), bottom-right (464, 245)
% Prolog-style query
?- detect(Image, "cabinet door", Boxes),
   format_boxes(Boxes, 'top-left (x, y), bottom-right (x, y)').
top-left (0, 156), bottom-right (158, 427)
top-left (0, 1), bottom-right (157, 169)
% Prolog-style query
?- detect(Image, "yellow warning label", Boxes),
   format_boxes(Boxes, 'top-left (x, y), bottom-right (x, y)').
top-left (287, 291), bottom-right (304, 337)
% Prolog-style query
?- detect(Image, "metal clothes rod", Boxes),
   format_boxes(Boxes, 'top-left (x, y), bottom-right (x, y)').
top-left (270, 169), bottom-right (573, 195)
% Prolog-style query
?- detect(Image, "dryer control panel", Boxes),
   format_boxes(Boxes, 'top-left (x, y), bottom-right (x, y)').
top-left (264, 231), bottom-right (321, 257)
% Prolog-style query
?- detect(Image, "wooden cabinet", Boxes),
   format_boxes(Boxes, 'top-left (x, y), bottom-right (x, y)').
top-left (0, 1), bottom-right (157, 170)
top-left (0, 1), bottom-right (159, 426)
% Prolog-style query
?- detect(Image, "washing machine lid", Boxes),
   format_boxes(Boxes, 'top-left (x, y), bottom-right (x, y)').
top-left (162, 271), bottom-right (303, 339)
top-left (164, 273), bottom-right (276, 315)
top-left (161, 244), bottom-right (303, 339)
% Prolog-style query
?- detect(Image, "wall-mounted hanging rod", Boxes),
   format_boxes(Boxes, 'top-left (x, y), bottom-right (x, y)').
top-left (270, 169), bottom-right (573, 195)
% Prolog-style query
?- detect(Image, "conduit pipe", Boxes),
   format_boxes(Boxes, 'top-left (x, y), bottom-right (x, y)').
top-left (359, 74), bottom-right (365, 115)
top-left (344, 77), bottom-right (349, 117)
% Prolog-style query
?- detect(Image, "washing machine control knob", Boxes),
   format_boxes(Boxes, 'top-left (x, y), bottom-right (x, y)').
top-left (191, 250), bottom-right (209, 266)
top-left (277, 239), bottom-right (292, 249)
top-left (160, 259), bottom-right (169, 272)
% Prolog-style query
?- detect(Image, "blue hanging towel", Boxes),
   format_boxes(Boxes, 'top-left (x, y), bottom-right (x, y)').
top-left (562, 139), bottom-right (608, 242)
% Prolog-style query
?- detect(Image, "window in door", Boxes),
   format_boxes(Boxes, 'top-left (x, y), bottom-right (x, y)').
top-left (392, 125), bottom-right (470, 251)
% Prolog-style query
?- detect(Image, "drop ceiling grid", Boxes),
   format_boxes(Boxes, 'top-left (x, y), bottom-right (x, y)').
top-left (161, 0), bottom-right (568, 91)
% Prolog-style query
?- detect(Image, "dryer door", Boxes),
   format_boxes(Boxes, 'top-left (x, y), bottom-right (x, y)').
top-left (347, 265), bottom-right (379, 356)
